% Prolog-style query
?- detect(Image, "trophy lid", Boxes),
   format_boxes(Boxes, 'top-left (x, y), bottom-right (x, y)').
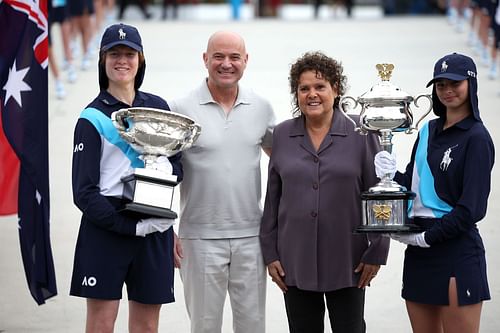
top-left (358, 64), bottom-right (414, 104)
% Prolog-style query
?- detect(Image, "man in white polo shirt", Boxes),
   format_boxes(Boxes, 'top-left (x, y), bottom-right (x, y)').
top-left (169, 30), bottom-right (276, 333)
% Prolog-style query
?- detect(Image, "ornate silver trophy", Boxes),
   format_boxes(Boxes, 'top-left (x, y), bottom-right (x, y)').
top-left (112, 107), bottom-right (201, 219)
top-left (339, 64), bottom-right (432, 233)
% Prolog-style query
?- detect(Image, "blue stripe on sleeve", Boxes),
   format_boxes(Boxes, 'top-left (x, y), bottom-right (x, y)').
top-left (80, 108), bottom-right (143, 168)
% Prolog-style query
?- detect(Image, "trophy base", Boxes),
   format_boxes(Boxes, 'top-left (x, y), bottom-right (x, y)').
top-left (121, 169), bottom-right (178, 219)
top-left (120, 202), bottom-right (178, 219)
top-left (359, 190), bottom-right (420, 233)
top-left (355, 224), bottom-right (422, 233)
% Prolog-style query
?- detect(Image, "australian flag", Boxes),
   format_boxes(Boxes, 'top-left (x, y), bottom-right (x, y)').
top-left (0, 0), bottom-right (57, 305)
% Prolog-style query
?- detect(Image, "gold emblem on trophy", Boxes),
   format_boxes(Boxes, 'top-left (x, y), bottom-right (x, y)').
top-left (373, 204), bottom-right (392, 221)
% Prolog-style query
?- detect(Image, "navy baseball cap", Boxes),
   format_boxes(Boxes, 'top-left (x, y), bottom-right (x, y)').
top-left (426, 52), bottom-right (476, 87)
top-left (100, 23), bottom-right (143, 52)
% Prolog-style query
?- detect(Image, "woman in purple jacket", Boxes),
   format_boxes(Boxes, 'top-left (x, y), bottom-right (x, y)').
top-left (259, 51), bottom-right (390, 333)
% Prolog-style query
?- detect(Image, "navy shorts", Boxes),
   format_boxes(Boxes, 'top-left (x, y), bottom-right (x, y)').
top-left (401, 218), bottom-right (490, 306)
top-left (50, 6), bottom-right (69, 23)
top-left (48, 6), bottom-right (69, 45)
top-left (484, 0), bottom-right (497, 17)
top-left (70, 216), bottom-right (175, 304)
top-left (68, 0), bottom-right (94, 17)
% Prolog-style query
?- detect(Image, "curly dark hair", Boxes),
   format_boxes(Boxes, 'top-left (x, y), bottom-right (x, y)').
top-left (289, 51), bottom-right (348, 117)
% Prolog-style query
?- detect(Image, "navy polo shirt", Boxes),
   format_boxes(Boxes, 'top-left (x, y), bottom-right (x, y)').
top-left (396, 116), bottom-right (494, 245)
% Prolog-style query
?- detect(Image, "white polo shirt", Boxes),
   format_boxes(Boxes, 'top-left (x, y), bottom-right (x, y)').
top-left (170, 79), bottom-right (275, 239)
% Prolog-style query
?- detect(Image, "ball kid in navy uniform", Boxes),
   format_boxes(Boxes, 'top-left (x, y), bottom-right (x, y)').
top-left (375, 53), bottom-right (494, 333)
top-left (70, 23), bottom-right (182, 332)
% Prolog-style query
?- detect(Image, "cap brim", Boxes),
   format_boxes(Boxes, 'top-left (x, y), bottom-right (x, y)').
top-left (101, 40), bottom-right (142, 52)
top-left (426, 73), bottom-right (468, 87)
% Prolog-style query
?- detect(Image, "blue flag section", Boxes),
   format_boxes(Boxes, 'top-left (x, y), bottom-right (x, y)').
top-left (0, 0), bottom-right (57, 305)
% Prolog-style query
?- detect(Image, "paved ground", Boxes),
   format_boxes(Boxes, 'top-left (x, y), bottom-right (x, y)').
top-left (1, 6), bottom-right (500, 332)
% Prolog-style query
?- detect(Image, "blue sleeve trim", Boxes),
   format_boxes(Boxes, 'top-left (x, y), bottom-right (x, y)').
top-left (80, 108), bottom-right (143, 168)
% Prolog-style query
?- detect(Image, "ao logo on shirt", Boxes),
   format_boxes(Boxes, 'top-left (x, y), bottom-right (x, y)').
top-left (82, 276), bottom-right (97, 287)
top-left (74, 142), bottom-right (84, 152)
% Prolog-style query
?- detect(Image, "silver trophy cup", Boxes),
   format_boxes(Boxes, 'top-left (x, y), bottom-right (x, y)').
top-left (339, 64), bottom-right (432, 233)
top-left (112, 107), bottom-right (201, 219)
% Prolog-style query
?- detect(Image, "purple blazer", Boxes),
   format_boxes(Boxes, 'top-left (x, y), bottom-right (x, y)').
top-left (260, 109), bottom-right (390, 292)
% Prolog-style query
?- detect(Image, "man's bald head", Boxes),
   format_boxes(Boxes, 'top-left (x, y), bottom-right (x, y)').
top-left (206, 31), bottom-right (246, 56)
top-left (203, 31), bottom-right (248, 90)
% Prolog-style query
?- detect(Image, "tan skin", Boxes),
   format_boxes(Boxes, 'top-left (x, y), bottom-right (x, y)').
top-left (173, 31), bottom-right (271, 267)
top-left (85, 46), bottom-right (161, 333)
top-left (435, 79), bottom-right (471, 129)
top-left (203, 31), bottom-right (247, 114)
top-left (405, 79), bottom-right (482, 333)
top-left (406, 277), bottom-right (482, 333)
top-left (266, 70), bottom-right (380, 293)
top-left (70, 11), bottom-right (92, 61)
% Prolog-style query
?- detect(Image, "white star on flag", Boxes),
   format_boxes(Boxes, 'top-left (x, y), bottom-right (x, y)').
top-left (3, 59), bottom-right (32, 107)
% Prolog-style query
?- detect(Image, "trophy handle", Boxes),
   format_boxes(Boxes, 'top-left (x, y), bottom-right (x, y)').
top-left (111, 109), bottom-right (137, 142)
top-left (187, 124), bottom-right (202, 147)
top-left (339, 96), bottom-right (364, 133)
top-left (407, 94), bottom-right (432, 134)
top-left (111, 109), bottom-right (129, 131)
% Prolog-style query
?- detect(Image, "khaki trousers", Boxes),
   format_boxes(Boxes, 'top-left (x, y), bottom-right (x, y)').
top-left (180, 236), bottom-right (267, 333)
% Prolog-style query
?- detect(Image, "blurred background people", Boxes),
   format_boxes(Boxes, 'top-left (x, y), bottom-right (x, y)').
top-left (118, 0), bottom-right (152, 20)
top-left (68, 0), bottom-right (95, 70)
top-left (50, 0), bottom-right (78, 85)
top-left (162, 0), bottom-right (178, 19)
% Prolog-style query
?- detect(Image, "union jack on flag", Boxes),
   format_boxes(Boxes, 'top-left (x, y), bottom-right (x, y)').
top-left (0, 0), bottom-right (57, 305)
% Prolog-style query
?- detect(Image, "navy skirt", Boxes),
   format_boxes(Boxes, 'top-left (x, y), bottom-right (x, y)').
top-left (401, 218), bottom-right (490, 306)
